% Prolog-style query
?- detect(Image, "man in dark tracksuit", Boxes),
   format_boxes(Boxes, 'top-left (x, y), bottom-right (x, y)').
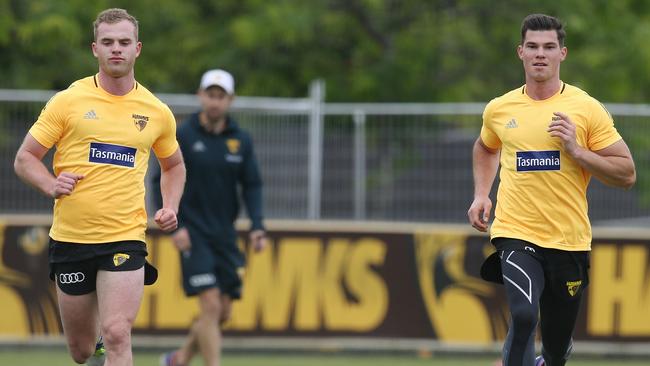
top-left (155, 69), bottom-right (267, 366)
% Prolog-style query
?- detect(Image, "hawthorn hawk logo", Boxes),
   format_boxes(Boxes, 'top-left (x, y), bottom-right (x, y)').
top-left (132, 113), bottom-right (149, 131)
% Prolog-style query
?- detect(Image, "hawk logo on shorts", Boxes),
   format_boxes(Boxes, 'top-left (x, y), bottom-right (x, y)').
top-left (226, 139), bottom-right (240, 154)
top-left (132, 113), bottom-right (149, 131)
top-left (113, 253), bottom-right (130, 267)
top-left (566, 280), bottom-right (582, 296)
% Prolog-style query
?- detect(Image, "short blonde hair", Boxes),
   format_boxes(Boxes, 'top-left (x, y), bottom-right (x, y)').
top-left (93, 8), bottom-right (139, 40)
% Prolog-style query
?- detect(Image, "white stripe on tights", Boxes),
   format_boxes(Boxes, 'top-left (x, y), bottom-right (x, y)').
top-left (502, 251), bottom-right (533, 304)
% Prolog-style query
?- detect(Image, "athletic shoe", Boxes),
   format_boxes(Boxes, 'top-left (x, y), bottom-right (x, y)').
top-left (159, 351), bottom-right (184, 366)
top-left (534, 355), bottom-right (545, 366)
top-left (86, 336), bottom-right (106, 366)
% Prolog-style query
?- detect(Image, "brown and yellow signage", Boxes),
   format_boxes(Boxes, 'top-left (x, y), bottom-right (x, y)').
top-left (1, 220), bottom-right (649, 343)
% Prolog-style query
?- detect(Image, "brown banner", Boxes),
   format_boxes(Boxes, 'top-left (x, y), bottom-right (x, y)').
top-left (1, 222), bottom-right (649, 344)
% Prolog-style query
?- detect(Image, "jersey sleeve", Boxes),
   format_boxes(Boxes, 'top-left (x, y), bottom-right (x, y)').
top-left (152, 104), bottom-right (179, 158)
top-left (587, 100), bottom-right (622, 151)
top-left (479, 99), bottom-right (502, 149)
top-left (240, 133), bottom-right (265, 231)
top-left (28, 91), bottom-right (68, 148)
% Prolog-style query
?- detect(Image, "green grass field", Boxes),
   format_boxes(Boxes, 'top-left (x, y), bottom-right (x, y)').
top-left (0, 349), bottom-right (648, 366)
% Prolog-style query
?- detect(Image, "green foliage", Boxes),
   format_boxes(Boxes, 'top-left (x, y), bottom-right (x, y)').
top-left (1, 1), bottom-right (648, 206)
top-left (0, 0), bottom-right (648, 102)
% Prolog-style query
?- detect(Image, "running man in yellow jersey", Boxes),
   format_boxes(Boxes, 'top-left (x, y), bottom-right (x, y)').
top-left (13, 8), bottom-right (186, 366)
top-left (467, 14), bottom-right (635, 366)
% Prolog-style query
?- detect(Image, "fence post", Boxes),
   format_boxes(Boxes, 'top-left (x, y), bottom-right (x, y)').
top-left (308, 80), bottom-right (325, 219)
top-left (353, 110), bottom-right (367, 219)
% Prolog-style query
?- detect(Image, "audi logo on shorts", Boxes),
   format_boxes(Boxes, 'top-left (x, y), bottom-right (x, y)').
top-left (59, 272), bottom-right (86, 284)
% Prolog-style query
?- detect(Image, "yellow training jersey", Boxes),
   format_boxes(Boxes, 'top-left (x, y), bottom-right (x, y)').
top-left (481, 82), bottom-right (621, 251)
top-left (29, 75), bottom-right (179, 243)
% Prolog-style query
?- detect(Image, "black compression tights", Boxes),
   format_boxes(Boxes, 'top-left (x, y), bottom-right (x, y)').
top-left (500, 250), bottom-right (581, 366)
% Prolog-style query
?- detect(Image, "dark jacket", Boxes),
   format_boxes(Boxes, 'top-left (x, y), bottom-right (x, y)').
top-left (153, 113), bottom-right (264, 239)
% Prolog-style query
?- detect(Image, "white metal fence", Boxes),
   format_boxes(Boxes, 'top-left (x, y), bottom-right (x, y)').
top-left (1, 84), bottom-right (649, 225)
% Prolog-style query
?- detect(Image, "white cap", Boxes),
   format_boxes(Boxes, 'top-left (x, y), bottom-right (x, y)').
top-left (199, 69), bottom-right (235, 94)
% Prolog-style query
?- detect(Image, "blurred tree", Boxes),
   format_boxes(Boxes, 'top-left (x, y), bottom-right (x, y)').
top-left (0, 0), bottom-right (648, 208)
top-left (0, 0), bottom-right (649, 103)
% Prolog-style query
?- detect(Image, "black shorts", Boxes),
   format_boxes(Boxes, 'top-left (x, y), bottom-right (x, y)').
top-left (49, 239), bottom-right (158, 295)
top-left (180, 228), bottom-right (244, 298)
top-left (481, 237), bottom-right (590, 301)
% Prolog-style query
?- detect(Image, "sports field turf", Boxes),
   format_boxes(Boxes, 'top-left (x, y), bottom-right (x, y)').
top-left (0, 349), bottom-right (648, 366)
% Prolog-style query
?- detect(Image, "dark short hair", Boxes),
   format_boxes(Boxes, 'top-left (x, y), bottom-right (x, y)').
top-left (93, 8), bottom-right (139, 41)
top-left (521, 14), bottom-right (565, 47)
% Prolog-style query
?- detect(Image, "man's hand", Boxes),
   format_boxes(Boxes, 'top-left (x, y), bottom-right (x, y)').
top-left (548, 112), bottom-right (579, 156)
top-left (154, 207), bottom-right (178, 232)
top-left (51, 172), bottom-right (83, 198)
top-left (249, 230), bottom-right (267, 253)
top-left (467, 196), bottom-right (492, 232)
top-left (171, 227), bottom-right (191, 252)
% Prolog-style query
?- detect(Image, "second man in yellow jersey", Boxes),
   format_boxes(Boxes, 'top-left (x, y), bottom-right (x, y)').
top-left (468, 13), bottom-right (635, 366)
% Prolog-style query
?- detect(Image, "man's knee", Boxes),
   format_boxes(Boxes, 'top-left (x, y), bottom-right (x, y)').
top-left (101, 318), bottom-right (132, 347)
top-left (219, 294), bottom-right (233, 325)
top-left (219, 308), bottom-right (232, 325)
top-left (511, 306), bottom-right (538, 332)
top-left (67, 340), bottom-right (95, 364)
top-left (199, 290), bottom-right (223, 318)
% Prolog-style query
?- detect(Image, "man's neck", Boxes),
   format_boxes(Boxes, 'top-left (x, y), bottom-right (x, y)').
top-left (524, 78), bottom-right (562, 100)
top-left (97, 70), bottom-right (135, 96)
top-left (199, 112), bottom-right (227, 134)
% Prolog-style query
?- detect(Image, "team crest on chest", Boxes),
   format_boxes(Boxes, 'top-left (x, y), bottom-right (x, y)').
top-left (132, 113), bottom-right (149, 131)
top-left (227, 139), bottom-right (240, 154)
